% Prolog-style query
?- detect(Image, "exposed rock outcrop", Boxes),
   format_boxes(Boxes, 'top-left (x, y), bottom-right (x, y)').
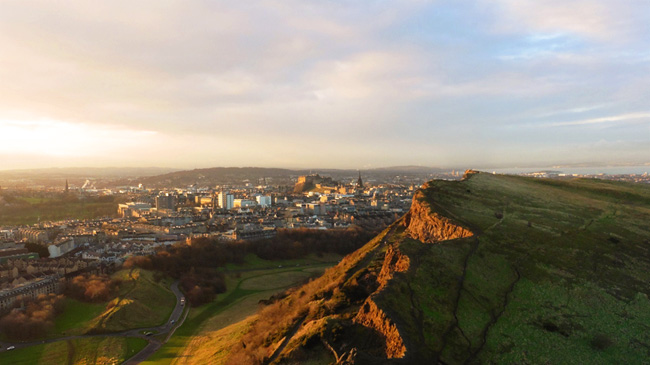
top-left (402, 190), bottom-right (473, 243)
top-left (354, 298), bottom-right (406, 359)
top-left (376, 245), bottom-right (410, 291)
top-left (462, 169), bottom-right (480, 180)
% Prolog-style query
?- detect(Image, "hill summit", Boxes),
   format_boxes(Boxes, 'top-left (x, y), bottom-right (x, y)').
top-left (227, 172), bottom-right (650, 364)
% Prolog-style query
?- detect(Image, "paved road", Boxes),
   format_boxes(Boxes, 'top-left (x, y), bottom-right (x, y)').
top-left (0, 280), bottom-right (187, 364)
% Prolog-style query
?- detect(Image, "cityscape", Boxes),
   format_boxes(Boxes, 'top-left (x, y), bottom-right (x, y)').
top-left (1, 167), bottom-right (648, 323)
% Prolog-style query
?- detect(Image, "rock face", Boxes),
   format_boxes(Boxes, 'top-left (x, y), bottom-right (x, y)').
top-left (352, 244), bottom-right (410, 358)
top-left (354, 298), bottom-right (406, 359)
top-left (376, 245), bottom-right (410, 291)
top-left (402, 188), bottom-right (473, 243)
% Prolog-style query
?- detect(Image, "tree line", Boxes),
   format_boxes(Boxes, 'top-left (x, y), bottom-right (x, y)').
top-left (0, 293), bottom-right (65, 340)
top-left (124, 226), bottom-right (377, 306)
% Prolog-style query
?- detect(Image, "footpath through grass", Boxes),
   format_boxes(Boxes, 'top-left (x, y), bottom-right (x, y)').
top-left (87, 268), bottom-right (175, 333)
top-left (45, 268), bottom-right (176, 340)
top-left (144, 254), bottom-right (340, 364)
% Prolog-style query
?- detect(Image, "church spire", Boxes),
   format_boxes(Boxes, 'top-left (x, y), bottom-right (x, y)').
top-left (357, 171), bottom-right (363, 188)
top-left (65, 179), bottom-right (69, 193)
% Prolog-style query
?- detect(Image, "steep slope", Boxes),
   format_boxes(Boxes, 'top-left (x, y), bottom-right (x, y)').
top-left (226, 172), bottom-right (650, 364)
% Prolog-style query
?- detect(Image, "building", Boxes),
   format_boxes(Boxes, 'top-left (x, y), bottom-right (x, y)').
top-left (218, 191), bottom-right (234, 210)
top-left (0, 275), bottom-right (62, 312)
top-left (0, 248), bottom-right (39, 264)
top-left (117, 202), bottom-right (152, 218)
top-left (234, 227), bottom-right (277, 241)
top-left (156, 193), bottom-right (177, 211)
top-left (16, 228), bottom-right (48, 244)
top-left (234, 199), bottom-right (257, 208)
top-left (48, 238), bottom-right (76, 258)
top-left (256, 195), bottom-right (272, 207)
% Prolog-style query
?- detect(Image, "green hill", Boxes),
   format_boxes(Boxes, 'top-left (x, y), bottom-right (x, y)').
top-left (226, 172), bottom-right (650, 364)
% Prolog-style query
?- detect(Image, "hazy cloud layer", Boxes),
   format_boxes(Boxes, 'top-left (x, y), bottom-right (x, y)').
top-left (0, 1), bottom-right (648, 169)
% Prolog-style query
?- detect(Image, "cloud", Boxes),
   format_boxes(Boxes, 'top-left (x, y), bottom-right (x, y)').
top-left (548, 112), bottom-right (650, 127)
top-left (487, 0), bottom-right (646, 41)
top-left (0, 1), bottom-right (647, 169)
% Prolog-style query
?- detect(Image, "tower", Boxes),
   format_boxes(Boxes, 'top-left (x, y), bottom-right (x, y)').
top-left (357, 171), bottom-right (363, 189)
top-left (65, 179), bottom-right (69, 193)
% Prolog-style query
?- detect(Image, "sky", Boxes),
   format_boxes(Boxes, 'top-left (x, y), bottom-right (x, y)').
top-left (0, 0), bottom-right (648, 170)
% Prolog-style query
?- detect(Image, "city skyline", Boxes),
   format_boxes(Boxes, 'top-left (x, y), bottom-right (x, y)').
top-left (1, 1), bottom-right (648, 170)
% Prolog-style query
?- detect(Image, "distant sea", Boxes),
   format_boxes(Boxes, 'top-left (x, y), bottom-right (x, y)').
top-left (490, 165), bottom-right (649, 175)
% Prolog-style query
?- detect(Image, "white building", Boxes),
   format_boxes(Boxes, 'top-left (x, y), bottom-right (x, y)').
top-left (48, 238), bottom-right (76, 258)
top-left (117, 202), bottom-right (152, 218)
top-left (256, 195), bottom-right (272, 207)
top-left (218, 191), bottom-right (234, 210)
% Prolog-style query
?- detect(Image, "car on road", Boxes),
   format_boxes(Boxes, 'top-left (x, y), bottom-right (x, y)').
top-left (171, 320), bottom-right (175, 324)
top-left (7, 346), bottom-right (15, 350)
top-left (145, 331), bottom-right (154, 336)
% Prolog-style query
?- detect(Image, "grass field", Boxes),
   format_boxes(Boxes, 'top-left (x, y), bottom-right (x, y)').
top-left (43, 269), bottom-right (176, 339)
top-left (0, 337), bottom-right (148, 365)
top-left (87, 269), bottom-right (176, 333)
top-left (53, 298), bottom-right (107, 337)
top-left (144, 255), bottom-right (338, 365)
top-left (0, 197), bottom-right (116, 226)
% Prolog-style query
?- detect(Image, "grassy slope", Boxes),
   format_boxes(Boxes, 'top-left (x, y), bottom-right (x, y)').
top-left (0, 337), bottom-right (148, 365)
top-left (145, 255), bottom-right (340, 365)
top-left (51, 268), bottom-right (175, 337)
top-left (87, 268), bottom-right (176, 333)
top-left (227, 174), bottom-right (650, 364)
top-left (53, 298), bottom-right (107, 336)
top-left (224, 226), bottom-right (396, 363)
top-left (378, 174), bottom-right (650, 364)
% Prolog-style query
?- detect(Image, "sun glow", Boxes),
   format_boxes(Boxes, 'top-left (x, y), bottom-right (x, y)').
top-left (0, 119), bottom-right (157, 157)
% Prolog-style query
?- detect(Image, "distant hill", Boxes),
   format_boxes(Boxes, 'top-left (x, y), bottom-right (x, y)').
top-left (0, 167), bottom-right (180, 188)
top-left (137, 167), bottom-right (307, 187)
top-left (0, 167), bottom-right (179, 178)
top-left (0, 165), bottom-right (458, 189)
top-left (133, 166), bottom-right (455, 188)
top-left (226, 172), bottom-right (650, 363)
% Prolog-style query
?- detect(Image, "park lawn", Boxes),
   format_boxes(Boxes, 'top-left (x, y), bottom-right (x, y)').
top-left (53, 298), bottom-right (107, 336)
top-left (87, 269), bottom-right (176, 333)
top-left (17, 197), bottom-right (55, 204)
top-left (0, 200), bottom-right (116, 226)
top-left (145, 264), bottom-right (330, 365)
top-left (0, 337), bottom-right (147, 365)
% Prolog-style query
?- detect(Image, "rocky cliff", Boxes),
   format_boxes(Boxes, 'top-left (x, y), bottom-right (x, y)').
top-left (402, 185), bottom-right (474, 243)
